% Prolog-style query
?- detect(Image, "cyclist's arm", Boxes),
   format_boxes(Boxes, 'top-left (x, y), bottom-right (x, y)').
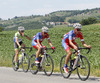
top-left (80, 32), bottom-right (91, 48)
top-left (36, 33), bottom-right (42, 47)
top-left (22, 32), bottom-right (31, 40)
top-left (69, 31), bottom-right (78, 50)
top-left (37, 39), bottom-right (42, 47)
top-left (26, 36), bottom-right (32, 40)
top-left (81, 41), bottom-right (92, 48)
top-left (15, 38), bottom-right (20, 47)
top-left (48, 39), bottom-right (53, 47)
top-left (69, 40), bottom-right (78, 50)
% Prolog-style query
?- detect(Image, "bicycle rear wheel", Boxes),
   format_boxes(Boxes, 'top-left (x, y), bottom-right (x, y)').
top-left (30, 54), bottom-right (38, 74)
top-left (12, 54), bottom-right (19, 71)
top-left (22, 53), bottom-right (30, 72)
top-left (43, 54), bottom-right (54, 76)
top-left (77, 55), bottom-right (90, 81)
top-left (60, 55), bottom-right (71, 78)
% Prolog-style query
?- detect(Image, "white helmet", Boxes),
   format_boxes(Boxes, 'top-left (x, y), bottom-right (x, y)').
top-left (18, 26), bottom-right (25, 31)
top-left (42, 26), bottom-right (49, 33)
top-left (73, 23), bottom-right (82, 29)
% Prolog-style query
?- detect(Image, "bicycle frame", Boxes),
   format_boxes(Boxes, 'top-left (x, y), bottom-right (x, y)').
top-left (39, 50), bottom-right (47, 67)
top-left (71, 47), bottom-right (90, 70)
top-left (37, 47), bottom-right (54, 69)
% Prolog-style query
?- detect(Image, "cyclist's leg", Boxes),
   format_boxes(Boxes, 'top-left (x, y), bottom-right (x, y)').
top-left (14, 49), bottom-right (19, 63)
top-left (14, 43), bottom-right (19, 68)
top-left (62, 40), bottom-right (72, 73)
top-left (32, 41), bottom-right (41, 63)
top-left (14, 42), bottom-right (23, 62)
top-left (21, 42), bottom-right (26, 55)
top-left (70, 42), bottom-right (78, 59)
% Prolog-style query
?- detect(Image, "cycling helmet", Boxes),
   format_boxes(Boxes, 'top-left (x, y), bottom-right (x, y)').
top-left (42, 26), bottom-right (49, 33)
top-left (18, 26), bottom-right (25, 31)
top-left (73, 23), bottom-right (82, 29)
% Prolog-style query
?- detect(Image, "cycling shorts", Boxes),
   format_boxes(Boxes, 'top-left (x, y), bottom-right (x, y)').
top-left (14, 41), bottom-right (23, 50)
top-left (62, 39), bottom-right (77, 51)
top-left (32, 40), bottom-right (43, 49)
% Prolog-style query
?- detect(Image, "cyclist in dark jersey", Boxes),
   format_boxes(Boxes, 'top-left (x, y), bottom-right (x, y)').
top-left (62, 23), bottom-right (92, 73)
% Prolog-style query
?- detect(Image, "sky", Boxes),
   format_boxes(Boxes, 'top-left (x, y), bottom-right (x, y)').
top-left (0, 0), bottom-right (100, 19)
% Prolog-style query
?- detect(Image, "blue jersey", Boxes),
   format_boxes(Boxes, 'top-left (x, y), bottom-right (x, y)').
top-left (63, 30), bottom-right (84, 43)
top-left (32, 32), bottom-right (49, 43)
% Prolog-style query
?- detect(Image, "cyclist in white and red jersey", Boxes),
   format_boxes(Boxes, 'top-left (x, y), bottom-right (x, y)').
top-left (62, 23), bottom-right (91, 73)
top-left (13, 26), bottom-right (31, 69)
top-left (32, 26), bottom-right (55, 64)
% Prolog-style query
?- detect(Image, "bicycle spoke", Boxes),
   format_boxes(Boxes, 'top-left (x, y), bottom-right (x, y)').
top-left (22, 54), bottom-right (29, 72)
top-left (77, 55), bottom-right (90, 81)
top-left (60, 55), bottom-right (71, 78)
top-left (30, 54), bottom-right (38, 74)
top-left (43, 54), bottom-right (54, 76)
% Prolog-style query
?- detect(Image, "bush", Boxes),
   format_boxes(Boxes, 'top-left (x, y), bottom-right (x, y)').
top-left (80, 17), bottom-right (97, 25)
top-left (68, 18), bottom-right (80, 23)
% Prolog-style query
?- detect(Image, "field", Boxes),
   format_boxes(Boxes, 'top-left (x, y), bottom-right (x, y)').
top-left (0, 24), bottom-right (100, 77)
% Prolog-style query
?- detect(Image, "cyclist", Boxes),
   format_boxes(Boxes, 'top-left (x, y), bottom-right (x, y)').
top-left (13, 26), bottom-right (31, 69)
top-left (62, 23), bottom-right (91, 73)
top-left (32, 26), bottom-right (55, 64)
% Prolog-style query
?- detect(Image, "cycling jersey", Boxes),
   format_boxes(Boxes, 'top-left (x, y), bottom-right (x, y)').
top-left (32, 32), bottom-right (50, 49)
top-left (63, 30), bottom-right (84, 42)
top-left (13, 32), bottom-right (27, 42)
top-left (62, 30), bottom-right (84, 51)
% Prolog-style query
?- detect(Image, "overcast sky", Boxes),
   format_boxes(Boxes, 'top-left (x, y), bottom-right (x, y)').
top-left (0, 0), bottom-right (100, 19)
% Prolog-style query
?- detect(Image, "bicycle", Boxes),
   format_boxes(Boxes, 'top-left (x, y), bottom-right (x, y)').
top-left (60, 47), bottom-right (91, 81)
top-left (12, 47), bottom-right (32, 72)
top-left (30, 47), bottom-right (55, 76)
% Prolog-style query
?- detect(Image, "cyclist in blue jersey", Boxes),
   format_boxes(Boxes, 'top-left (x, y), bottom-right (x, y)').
top-left (32, 26), bottom-right (55, 64)
top-left (62, 23), bottom-right (92, 73)
top-left (13, 26), bottom-right (31, 69)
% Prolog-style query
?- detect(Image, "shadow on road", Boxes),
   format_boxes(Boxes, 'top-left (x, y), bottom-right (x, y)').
top-left (16, 70), bottom-right (100, 82)
top-left (52, 73), bottom-right (100, 82)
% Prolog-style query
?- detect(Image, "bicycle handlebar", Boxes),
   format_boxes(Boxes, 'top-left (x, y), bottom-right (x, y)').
top-left (45, 47), bottom-right (55, 54)
top-left (73, 47), bottom-right (91, 54)
top-left (40, 47), bottom-right (55, 54)
top-left (78, 47), bottom-right (91, 54)
top-left (21, 47), bottom-right (32, 52)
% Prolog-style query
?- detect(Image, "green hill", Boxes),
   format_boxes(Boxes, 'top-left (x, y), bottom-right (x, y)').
top-left (0, 24), bottom-right (100, 76)
top-left (0, 8), bottom-right (100, 31)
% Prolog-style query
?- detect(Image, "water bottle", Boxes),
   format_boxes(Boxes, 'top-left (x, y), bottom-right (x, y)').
top-left (19, 54), bottom-right (22, 64)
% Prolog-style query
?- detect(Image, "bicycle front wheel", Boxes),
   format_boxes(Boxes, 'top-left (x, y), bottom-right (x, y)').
top-left (43, 54), bottom-right (54, 76)
top-left (22, 53), bottom-right (30, 72)
top-left (30, 54), bottom-right (38, 74)
top-left (77, 55), bottom-right (90, 81)
top-left (60, 55), bottom-right (71, 78)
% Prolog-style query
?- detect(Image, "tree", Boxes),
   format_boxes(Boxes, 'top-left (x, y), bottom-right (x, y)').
top-left (68, 18), bottom-right (80, 23)
top-left (80, 17), bottom-right (97, 25)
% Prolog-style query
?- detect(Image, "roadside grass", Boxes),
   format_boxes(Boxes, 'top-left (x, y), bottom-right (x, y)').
top-left (0, 24), bottom-right (100, 77)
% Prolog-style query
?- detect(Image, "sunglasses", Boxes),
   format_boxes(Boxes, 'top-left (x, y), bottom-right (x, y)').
top-left (21, 30), bottom-right (24, 32)
top-left (77, 29), bottom-right (81, 31)
top-left (44, 32), bottom-right (47, 34)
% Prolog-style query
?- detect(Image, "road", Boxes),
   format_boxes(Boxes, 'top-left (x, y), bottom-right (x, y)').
top-left (0, 67), bottom-right (100, 83)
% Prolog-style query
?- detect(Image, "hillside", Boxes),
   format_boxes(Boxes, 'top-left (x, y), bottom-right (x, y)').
top-left (0, 8), bottom-right (100, 30)
top-left (0, 24), bottom-right (100, 76)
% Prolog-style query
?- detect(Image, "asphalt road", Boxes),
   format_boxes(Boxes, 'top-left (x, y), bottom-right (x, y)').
top-left (0, 67), bottom-right (100, 83)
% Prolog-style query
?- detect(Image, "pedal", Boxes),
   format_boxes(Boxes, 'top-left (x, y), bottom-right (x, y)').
top-left (46, 63), bottom-right (50, 66)
top-left (81, 66), bottom-right (85, 69)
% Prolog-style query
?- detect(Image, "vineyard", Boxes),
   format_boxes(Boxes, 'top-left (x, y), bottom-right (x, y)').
top-left (0, 24), bottom-right (100, 76)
